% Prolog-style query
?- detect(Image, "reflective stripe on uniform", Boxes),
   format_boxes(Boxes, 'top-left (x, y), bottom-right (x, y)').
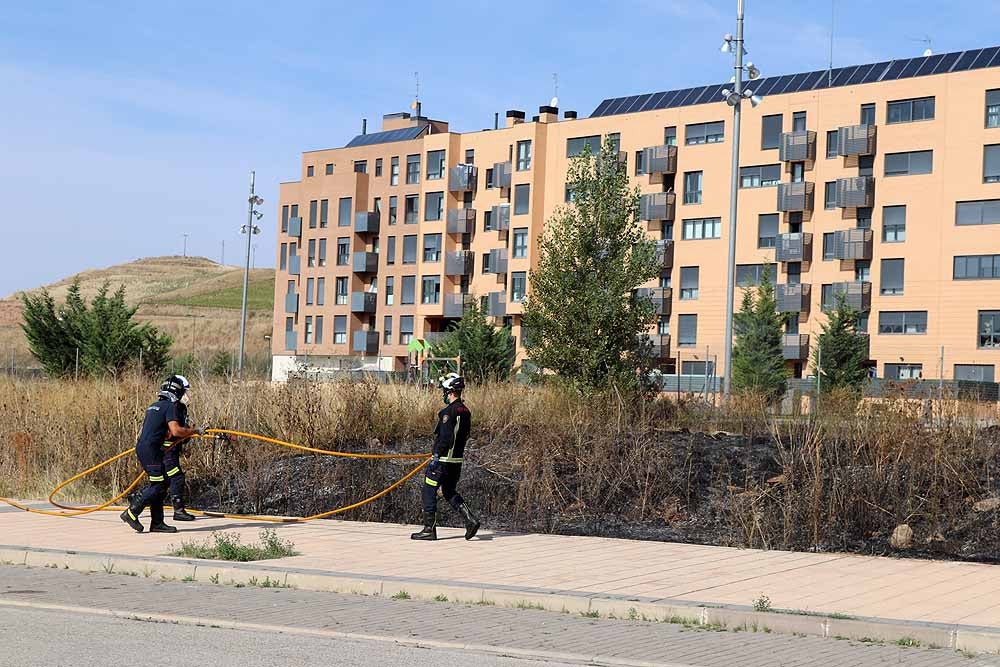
top-left (148, 474), bottom-right (165, 482)
top-left (424, 477), bottom-right (439, 487)
top-left (166, 467), bottom-right (181, 477)
top-left (127, 510), bottom-right (137, 520)
top-left (162, 441), bottom-right (175, 449)
top-left (438, 456), bottom-right (463, 463)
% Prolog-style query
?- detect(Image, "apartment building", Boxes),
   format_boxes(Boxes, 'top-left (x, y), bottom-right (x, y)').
top-left (272, 45), bottom-right (1000, 383)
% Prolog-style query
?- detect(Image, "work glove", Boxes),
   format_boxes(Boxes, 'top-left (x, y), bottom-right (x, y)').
top-left (429, 454), bottom-right (441, 471)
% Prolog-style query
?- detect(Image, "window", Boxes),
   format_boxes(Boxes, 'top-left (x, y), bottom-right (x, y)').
top-left (423, 233), bottom-right (441, 262)
top-left (338, 197), bottom-right (352, 226)
top-left (758, 214), bottom-right (778, 248)
top-left (824, 181), bottom-right (837, 209)
top-left (787, 262), bottom-right (802, 285)
top-left (421, 276), bottom-right (441, 304)
top-left (658, 317), bottom-right (670, 335)
top-left (383, 276), bottom-right (394, 306)
top-left (985, 144), bottom-right (1000, 183)
top-left (761, 114), bottom-right (783, 150)
top-left (333, 316), bottom-right (346, 344)
top-left (315, 316), bottom-right (324, 344)
top-left (566, 135), bottom-right (601, 157)
top-left (680, 266), bottom-right (699, 300)
top-left (606, 132), bottom-right (621, 152)
top-left (516, 140), bottom-right (532, 170)
top-left (860, 103), bottom-right (876, 126)
top-left (383, 316), bottom-right (393, 344)
top-left (634, 150), bottom-right (645, 175)
top-left (514, 184), bottom-right (530, 215)
top-left (388, 196), bottom-right (398, 225)
top-left (885, 150), bottom-right (933, 176)
top-left (424, 192), bottom-right (444, 221)
top-left (740, 164), bottom-right (781, 188)
top-left (685, 121), bottom-right (724, 145)
top-left (406, 154), bottom-right (420, 184)
top-left (306, 165), bottom-right (314, 177)
top-left (281, 205), bottom-right (289, 232)
top-left (956, 199), bottom-right (1000, 226)
top-left (280, 243), bottom-right (287, 270)
top-left (511, 272), bottom-right (527, 302)
top-left (390, 156), bottom-right (399, 185)
top-left (882, 205), bottom-right (906, 242)
top-left (681, 361), bottom-right (714, 376)
top-left (404, 195), bottom-right (418, 224)
top-left (857, 207), bottom-right (872, 229)
top-left (373, 197), bottom-right (381, 221)
top-left (880, 258), bottom-right (905, 295)
top-left (988, 90), bottom-right (1000, 128)
top-left (399, 316), bottom-right (414, 345)
top-left (335, 277), bottom-right (348, 305)
top-left (481, 252), bottom-right (492, 273)
top-left (309, 200), bottom-right (318, 228)
top-left (401, 276), bottom-right (416, 305)
top-left (325, 163), bottom-right (333, 175)
top-left (878, 311), bottom-right (927, 334)
top-left (564, 185), bottom-right (576, 203)
top-left (304, 316), bottom-right (313, 344)
top-left (980, 311), bottom-right (1000, 349)
top-left (955, 364), bottom-right (996, 383)
top-left (319, 199), bottom-right (329, 228)
top-left (678, 314), bottom-right (697, 347)
top-left (887, 97), bottom-right (935, 124)
top-left (336, 238), bottom-right (350, 266)
top-left (386, 237), bottom-right (396, 265)
top-left (307, 239), bottom-right (316, 267)
top-left (792, 111), bottom-right (806, 132)
top-left (482, 210), bottom-right (492, 231)
top-left (885, 363), bottom-right (922, 380)
top-left (664, 126), bottom-right (677, 146)
top-left (683, 171), bottom-right (703, 204)
top-left (822, 233), bottom-right (835, 260)
top-left (465, 149), bottom-right (475, 164)
top-left (513, 228), bottom-right (528, 258)
top-left (375, 158), bottom-right (383, 177)
top-left (826, 130), bottom-right (839, 159)
top-left (855, 260), bottom-right (871, 282)
top-left (353, 160), bottom-right (367, 174)
top-left (305, 277), bottom-right (314, 305)
top-left (316, 278), bottom-right (325, 306)
top-left (954, 255), bottom-right (1000, 280)
top-left (858, 154), bottom-right (874, 177)
top-left (426, 150), bottom-right (445, 180)
top-left (402, 235), bottom-right (417, 264)
top-left (485, 168), bottom-right (494, 188)
top-left (736, 264), bottom-right (776, 287)
top-left (681, 217), bottom-right (721, 240)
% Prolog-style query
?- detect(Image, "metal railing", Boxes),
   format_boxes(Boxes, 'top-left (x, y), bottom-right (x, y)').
top-left (833, 228), bottom-right (873, 261)
top-left (443, 292), bottom-right (474, 317)
top-left (352, 330), bottom-right (379, 354)
top-left (775, 232), bottom-right (813, 262)
top-left (354, 211), bottom-right (380, 234)
top-left (823, 281), bottom-right (872, 312)
top-left (782, 333), bottom-right (810, 360)
top-left (352, 251), bottom-right (379, 274)
top-left (487, 291), bottom-right (506, 317)
top-left (837, 124), bottom-right (877, 157)
top-left (284, 292), bottom-right (298, 314)
top-left (655, 240), bottom-right (674, 268)
top-left (835, 176), bottom-right (875, 208)
top-left (779, 130), bottom-right (816, 163)
top-left (444, 250), bottom-right (473, 276)
top-left (487, 247), bottom-right (508, 274)
top-left (635, 287), bottom-right (672, 316)
top-left (642, 144), bottom-right (678, 175)
top-left (775, 283), bottom-right (811, 313)
top-left (287, 216), bottom-right (302, 238)
top-left (448, 164), bottom-right (478, 192)
top-left (639, 192), bottom-right (676, 221)
top-left (446, 208), bottom-right (475, 234)
top-left (350, 291), bottom-right (377, 313)
top-left (776, 181), bottom-right (815, 212)
top-left (490, 204), bottom-right (510, 231)
top-left (492, 161), bottom-right (512, 189)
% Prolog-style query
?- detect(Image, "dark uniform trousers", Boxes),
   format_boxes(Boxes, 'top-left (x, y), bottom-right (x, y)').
top-left (133, 442), bottom-right (169, 523)
top-left (422, 461), bottom-right (465, 514)
top-left (162, 439), bottom-right (187, 500)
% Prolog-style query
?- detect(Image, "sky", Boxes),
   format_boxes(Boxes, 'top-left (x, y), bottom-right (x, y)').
top-left (1, 0), bottom-right (997, 297)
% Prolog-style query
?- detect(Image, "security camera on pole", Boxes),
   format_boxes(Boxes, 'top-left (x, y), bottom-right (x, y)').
top-left (238, 171), bottom-right (264, 380)
top-left (719, 0), bottom-right (765, 399)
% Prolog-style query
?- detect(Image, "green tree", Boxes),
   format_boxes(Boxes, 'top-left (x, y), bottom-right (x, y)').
top-left (522, 140), bottom-right (661, 391)
top-left (812, 293), bottom-right (869, 394)
top-left (731, 268), bottom-right (788, 402)
top-left (430, 302), bottom-right (514, 383)
top-left (20, 280), bottom-right (172, 378)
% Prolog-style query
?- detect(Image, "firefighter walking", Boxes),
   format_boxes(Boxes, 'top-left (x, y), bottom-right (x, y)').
top-left (411, 373), bottom-right (481, 541)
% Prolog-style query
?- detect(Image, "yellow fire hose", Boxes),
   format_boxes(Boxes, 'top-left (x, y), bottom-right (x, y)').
top-left (1, 429), bottom-right (430, 524)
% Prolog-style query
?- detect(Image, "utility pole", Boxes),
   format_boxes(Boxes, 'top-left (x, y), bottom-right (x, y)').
top-left (221, 240), bottom-right (225, 266)
top-left (182, 233), bottom-right (189, 258)
top-left (239, 170), bottom-right (264, 380)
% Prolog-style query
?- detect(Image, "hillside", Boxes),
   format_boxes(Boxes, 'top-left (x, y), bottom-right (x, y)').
top-left (1, 256), bottom-right (275, 371)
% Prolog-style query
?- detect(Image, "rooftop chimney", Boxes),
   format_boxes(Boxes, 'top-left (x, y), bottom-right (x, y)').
top-left (538, 105), bottom-right (558, 123)
top-left (362, 118), bottom-right (367, 135)
top-left (563, 110), bottom-right (578, 120)
top-left (494, 112), bottom-right (499, 130)
top-left (505, 109), bottom-right (525, 128)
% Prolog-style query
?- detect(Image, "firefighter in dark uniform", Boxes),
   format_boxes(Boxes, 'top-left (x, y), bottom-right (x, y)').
top-left (121, 375), bottom-right (204, 533)
top-left (162, 378), bottom-right (196, 522)
top-left (411, 373), bottom-right (481, 541)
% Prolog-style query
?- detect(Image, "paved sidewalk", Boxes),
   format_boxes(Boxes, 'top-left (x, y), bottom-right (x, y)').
top-left (3, 507), bottom-right (1000, 652)
top-left (4, 564), bottom-right (997, 667)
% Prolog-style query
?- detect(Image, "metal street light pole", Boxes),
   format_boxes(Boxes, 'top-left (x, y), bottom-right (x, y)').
top-left (238, 171), bottom-right (263, 380)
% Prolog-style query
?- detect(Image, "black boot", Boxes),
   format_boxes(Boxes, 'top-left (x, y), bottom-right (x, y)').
top-left (457, 502), bottom-right (481, 540)
top-left (120, 497), bottom-right (144, 533)
top-left (410, 512), bottom-right (437, 541)
top-left (172, 496), bottom-right (195, 522)
top-left (148, 501), bottom-right (178, 534)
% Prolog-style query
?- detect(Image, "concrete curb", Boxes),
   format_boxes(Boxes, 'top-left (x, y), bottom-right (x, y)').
top-left (3, 544), bottom-right (998, 655)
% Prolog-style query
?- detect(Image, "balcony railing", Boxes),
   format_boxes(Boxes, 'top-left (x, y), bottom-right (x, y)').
top-left (422, 331), bottom-right (450, 347)
top-left (487, 291), bottom-right (506, 317)
top-left (444, 250), bottom-right (474, 276)
top-left (833, 228), bottom-right (873, 261)
top-left (284, 292), bottom-right (298, 314)
top-left (487, 248), bottom-right (508, 274)
top-left (287, 216), bottom-right (302, 238)
top-left (650, 334), bottom-right (671, 361)
top-left (493, 161), bottom-right (512, 189)
top-left (287, 254), bottom-right (301, 276)
top-left (835, 176), bottom-right (875, 208)
top-left (443, 292), bottom-right (474, 317)
top-left (354, 211), bottom-right (380, 235)
top-left (837, 124), bottom-right (877, 157)
top-left (823, 281), bottom-right (872, 312)
top-left (446, 208), bottom-right (475, 234)
top-left (656, 240), bottom-right (674, 268)
top-left (775, 232), bottom-right (813, 263)
top-left (491, 204), bottom-right (511, 231)
top-left (284, 330), bottom-right (297, 351)
top-left (636, 287), bottom-right (672, 316)
top-left (779, 130), bottom-right (816, 163)
top-left (776, 182), bottom-right (815, 212)
top-left (352, 330), bottom-right (379, 355)
top-left (775, 283), bottom-right (811, 313)
top-left (639, 192), bottom-right (676, 222)
top-left (448, 164), bottom-right (478, 192)
top-left (352, 251), bottom-right (379, 274)
top-left (642, 145), bottom-right (678, 176)
top-left (350, 291), bottom-right (377, 313)
top-left (782, 334), bottom-right (810, 361)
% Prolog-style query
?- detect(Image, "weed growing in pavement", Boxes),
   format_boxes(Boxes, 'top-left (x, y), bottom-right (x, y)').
top-left (391, 591), bottom-right (411, 600)
top-left (626, 607), bottom-right (639, 621)
top-left (142, 566), bottom-right (154, 578)
top-left (168, 529), bottom-right (298, 562)
top-left (752, 594), bottom-right (771, 612)
top-left (209, 573), bottom-right (220, 584)
top-left (895, 636), bottom-right (922, 648)
top-left (514, 600), bottom-right (546, 611)
top-left (475, 599), bottom-right (495, 606)
top-left (102, 561), bottom-right (115, 574)
top-left (579, 610), bottom-right (600, 618)
top-left (432, 595), bottom-right (449, 602)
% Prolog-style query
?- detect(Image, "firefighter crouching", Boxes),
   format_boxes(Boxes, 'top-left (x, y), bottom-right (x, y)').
top-left (411, 373), bottom-right (481, 541)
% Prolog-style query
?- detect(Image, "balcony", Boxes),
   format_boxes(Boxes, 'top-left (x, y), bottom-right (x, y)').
top-left (493, 161), bottom-right (512, 189)
top-left (287, 216), bottom-right (302, 238)
top-left (778, 130), bottom-right (816, 163)
top-left (487, 248), bottom-right (508, 274)
top-left (288, 254), bottom-right (301, 276)
top-left (782, 334), bottom-right (810, 361)
top-left (832, 228), bottom-right (873, 261)
top-left (284, 330), bottom-right (297, 351)
top-left (655, 240), bottom-right (674, 268)
top-left (352, 251), bottom-right (379, 274)
top-left (422, 331), bottom-right (450, 347)
top-left (776, 182), bottom-right (815, 213)
top-left (823, 281), bottom-right (872, 312)
top-left (444, 250), bottom-right (474, 276)
top-left (350, 291), bottom-right (377, 313)
top-left (354, 211), bottom-right (380, 235)
top-left (447, 208), bottom-right (475, 234)
top-left (837, 124), bottom-right (877, 157)
top-left (448, 164), bottom-right (478, 192)
top-left (639, 192), bottom-right (676, 223)
top-left (775, 233), bottom-right (813, 263)
top-left (284, 292), bottom-right (298, 314)
top-left (491, 204), bottom-right (511, 231)
top-left (642, 145), bottom-right (677, 177)
top-left (775, 283), bottom-right (811, 313)
top-left (487, 291), bottom-right (507, 317)
top-left (352, 330), bottom-right (379, 355)
top-left (443, 292), bottom-right (474, 317)
top-left (636, 287), bottom-right (672, 316)
top-left (835, 176), bottom-right (875, 208)
top-left (650, 334), bottom-right (671, 361)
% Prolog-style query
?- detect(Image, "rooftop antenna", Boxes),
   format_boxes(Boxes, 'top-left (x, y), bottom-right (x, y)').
top-left (908, 34), bottom-right (933, 57)
top-left (411, 71), bottom-right (421, 117)
top-left (827, 0), bottom-right (835, 86)
top-left (550, 73), bottom-right (559, 107)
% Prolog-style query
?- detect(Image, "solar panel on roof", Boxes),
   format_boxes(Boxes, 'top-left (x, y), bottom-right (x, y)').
top-left (932, 51), bottom-right (960, 74)
top-left (785, 72), bottom-right (811, 93)
top-left (990, 48), bottom-right (1000, 68)
top-left (861, 62), bottom-right (891, 83)
top-left (833, 66), bottom-right (860, 86)
top-left (899, 58), bottom-right (924, 78)
top-left (344, 124), bottom-right (427, 148)
top-left (972, 46), bottom-right (1000, 69)
top-left (688, 85), bottom-right (715, 105)
top-left (846, 64), bottom-right (874, 85)
top-left (750, 77), bottom-right (778, 96)
top-left (591, 99), bottom-right (613, 116)
top-left (770, 74), bottom-right (798, 95)
top-left (626, 93), bottom-right (653, 114)
top-left (657, 89), bottom-right (681, 109)
top-left (952, 49), bottom-right (981, 72)
top-left (914, 53), bottom-right (945, 76)
top-left (799, 70), bottom-right (827, 90)
top-left (664, 88), bottom-right (691, 107)
top-left (881, 59), bottom-right (910, 81)
top-left (603, 97), bottom-right (629, 115)
top-left (639, 91), bottom-right (667, 112)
